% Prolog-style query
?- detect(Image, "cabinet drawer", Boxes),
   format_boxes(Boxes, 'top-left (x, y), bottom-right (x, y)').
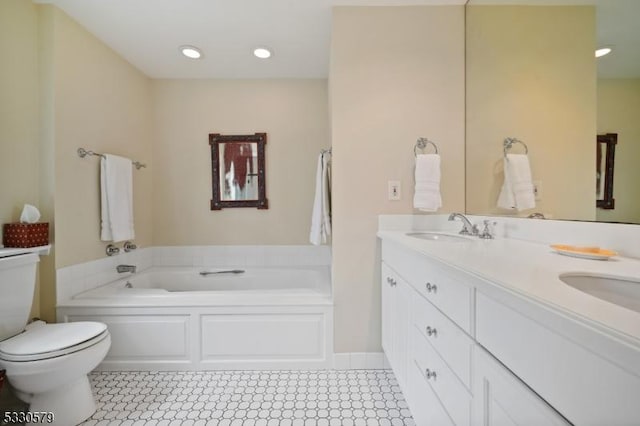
top-left (477, 292), bottom-right (640, 425)
top-left (382, 241), bottom-right (474, 334)
top-left (412, 293), bottom-right (474, 389)
top-left (411, 326), bottom-right (471, 426)
top-left (406, 359), bottom-right (455, 426)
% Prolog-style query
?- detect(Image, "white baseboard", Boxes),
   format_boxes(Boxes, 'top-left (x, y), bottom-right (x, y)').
top-left (333, 352), bottom-right (390, 370)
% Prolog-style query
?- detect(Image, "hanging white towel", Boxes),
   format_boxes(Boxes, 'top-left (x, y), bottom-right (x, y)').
top-left (497, 154), bottom-right (536, 211)
top-left (310, 151), bottom-right (332, 245)
top-left (413, 154), bottom-right (442, 212)
top-left (100, 154), bottom-right (135, 242)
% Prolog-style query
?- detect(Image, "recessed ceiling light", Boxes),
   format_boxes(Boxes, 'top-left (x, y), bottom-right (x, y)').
top-left (253, 47), bottom-right (272, 59)
top-left (595, 47), bottom-right (612, 58)
top-left (180, 45), bottom-right (202, 59)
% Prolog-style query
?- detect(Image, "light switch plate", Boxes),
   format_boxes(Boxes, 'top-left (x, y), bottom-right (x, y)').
top-left (533, 180), bottom-right (542, 201)
top-left (388, 181), bottom-right (401, 201)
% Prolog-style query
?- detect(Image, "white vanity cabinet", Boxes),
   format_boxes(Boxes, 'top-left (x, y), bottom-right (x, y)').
top-left (380, 236), bottom-right (640, 426)
top-left (382, 241), bottom-right (474, 425)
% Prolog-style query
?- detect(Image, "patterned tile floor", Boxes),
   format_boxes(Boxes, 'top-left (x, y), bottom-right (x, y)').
top-left (81, 370), bottom-right (414, 426)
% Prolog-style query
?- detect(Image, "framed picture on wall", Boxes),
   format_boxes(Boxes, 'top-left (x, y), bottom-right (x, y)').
top-left (209, 133), bottom-right (268, 210)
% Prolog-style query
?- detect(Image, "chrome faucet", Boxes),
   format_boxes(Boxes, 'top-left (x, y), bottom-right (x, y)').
top-left (116, 264), bottom-right (137, 273)
top-left (448, 213), bottom-right (479, 236)
top-left (478, 220), bottom-right (496, 239)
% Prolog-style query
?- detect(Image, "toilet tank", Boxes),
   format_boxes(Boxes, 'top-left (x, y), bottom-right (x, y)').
top-left (0, 253), bottom-right (39, 342)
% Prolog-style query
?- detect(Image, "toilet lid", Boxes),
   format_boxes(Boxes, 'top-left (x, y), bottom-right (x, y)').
top-left (0, 322), bottom-right (107, 361)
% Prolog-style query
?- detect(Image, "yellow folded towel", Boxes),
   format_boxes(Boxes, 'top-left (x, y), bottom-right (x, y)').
top-left (550, 244), bottom-right (617, 256)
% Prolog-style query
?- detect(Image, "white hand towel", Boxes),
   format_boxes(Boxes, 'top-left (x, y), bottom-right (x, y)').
top-left (310, 152), bottom-right (332, 245)
top-left (413, 154), bottom-right (442, 212)
top-left (497, 154), bottom-right (535, 211)
top-left (101, 154), bottom-right (135, 242)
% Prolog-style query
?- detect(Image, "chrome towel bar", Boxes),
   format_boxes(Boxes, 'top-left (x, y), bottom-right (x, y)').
top-left (77, 147), bottom-right (147, 170)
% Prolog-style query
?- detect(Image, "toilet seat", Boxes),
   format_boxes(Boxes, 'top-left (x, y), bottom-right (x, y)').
top-left (0, 322), bottom-right (108, 362)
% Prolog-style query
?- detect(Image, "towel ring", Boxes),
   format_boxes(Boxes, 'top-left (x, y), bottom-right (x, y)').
top-left (503, 137), bottom-right (528, 157)
top-left (414, 138), bottom-right (439, 157)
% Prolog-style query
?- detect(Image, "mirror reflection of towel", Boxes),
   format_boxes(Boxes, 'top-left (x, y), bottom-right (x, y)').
top-left (224, 143), bottom-right (254, 190)
top-left (497, 154), bottom-right (535, 211)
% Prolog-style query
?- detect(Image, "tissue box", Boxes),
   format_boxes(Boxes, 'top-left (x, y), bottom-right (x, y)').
top-left (3, 223), bottom-right (49, 248)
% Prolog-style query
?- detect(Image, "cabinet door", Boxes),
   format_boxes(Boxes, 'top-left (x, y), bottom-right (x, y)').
top-left (381, 263), bottom-right (411, 387)
top-left (381, 263), bottom-right (396, 362)
top-left (392, 277), bottom-right (411, 387)
top-left (472, 346), bottom-right (570, 426)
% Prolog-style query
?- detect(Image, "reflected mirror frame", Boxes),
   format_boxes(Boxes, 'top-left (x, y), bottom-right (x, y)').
top-left (596, 133), bottom-right (617, 210)
top-left (209, 133), bottom-right (268, 210)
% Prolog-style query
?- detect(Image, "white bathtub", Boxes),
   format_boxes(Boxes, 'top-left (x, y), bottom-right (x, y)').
top-left (73, 267), bottom-right (331, 302)
top-left (57, 266), bottom-right (333, 371)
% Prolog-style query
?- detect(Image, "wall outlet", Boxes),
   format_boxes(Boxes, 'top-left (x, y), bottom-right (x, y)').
top-left (533, 180), bottom-right (542, 201)
top-left (388, 180), bottom-right (401, 201)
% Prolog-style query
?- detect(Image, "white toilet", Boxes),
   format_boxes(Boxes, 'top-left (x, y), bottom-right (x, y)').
top-left (0, 250), bottom-right (111, 426)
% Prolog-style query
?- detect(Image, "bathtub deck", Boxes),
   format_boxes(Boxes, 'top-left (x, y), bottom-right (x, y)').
top-left (81, 369), bottom-right (415, 425)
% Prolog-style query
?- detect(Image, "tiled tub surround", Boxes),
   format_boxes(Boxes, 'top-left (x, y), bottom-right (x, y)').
top-left (378, 215), bottom-right (640, 424)
top-left (56, 246), bottom-right (334, 371)
top-left (56, 246), bottom-right (331, 304)
top-left (81, 369), bottom-right (414, 425)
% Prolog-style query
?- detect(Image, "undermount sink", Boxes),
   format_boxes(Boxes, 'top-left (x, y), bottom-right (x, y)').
top-left (559, 273), bottom-right (640, 313)
top-left (405, 232), bottom-right (472, 243)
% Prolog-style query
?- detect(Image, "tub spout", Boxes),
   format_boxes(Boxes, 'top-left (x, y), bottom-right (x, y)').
top-left (117, 264), bottom-right (137, 273)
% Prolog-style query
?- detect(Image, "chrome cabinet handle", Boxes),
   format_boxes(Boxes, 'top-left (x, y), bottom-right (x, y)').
top-left (426, 326), bottom-right (438, 337)
top-left (425, 368), bottom-right (437, 380)
top-left (425, 282), bottom-right (438, 293)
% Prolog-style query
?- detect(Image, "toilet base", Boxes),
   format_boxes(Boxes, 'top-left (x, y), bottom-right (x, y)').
top-left (26, 375), bottom-right (96, 426)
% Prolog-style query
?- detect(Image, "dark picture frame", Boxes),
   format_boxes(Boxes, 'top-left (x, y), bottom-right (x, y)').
top-left (596, 133), bottom-right (617, 210)
top-left (209, 133), bottom-right (268, 210)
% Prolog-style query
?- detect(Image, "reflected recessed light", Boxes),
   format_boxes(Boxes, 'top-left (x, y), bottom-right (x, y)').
top-left (180, 45), bottom-right (202, 59)
top-left (595, 47), bottom-right (612, 58)
top-left (253, 47), bottom-right (272, 59)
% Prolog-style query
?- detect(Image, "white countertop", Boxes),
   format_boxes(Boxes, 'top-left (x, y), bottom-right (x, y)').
top-left (377, 230), bottom-right (640, 350)
top-left (0, 245), bottom-right (51, 258)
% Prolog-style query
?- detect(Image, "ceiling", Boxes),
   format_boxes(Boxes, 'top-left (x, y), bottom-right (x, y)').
top-left (37, 0), bottom-right (639, 79)
top-left (36, 0), bottom-right (465, 79)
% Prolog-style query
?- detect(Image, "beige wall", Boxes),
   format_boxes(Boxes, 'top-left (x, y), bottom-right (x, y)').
top-left (597, 79), bottom-right (640, 223)
top-left (152, 79), bottom-right (328, 245)
top-left (466, 6), bottom-right (596, 220)
top-left (0, 1), bottom-right (40, 229)
top-left (330, 6), bottom-right (465, 352)
top-left (48, 7), bottom-right (154, 269)
top-left (0, 0), bottom-right (43, 318)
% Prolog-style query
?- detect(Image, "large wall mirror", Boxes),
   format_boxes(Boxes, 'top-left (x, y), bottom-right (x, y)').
top-left (465, 0), bottom-right (640, 224)
top-left (209, 133), bottom-right (268, 210)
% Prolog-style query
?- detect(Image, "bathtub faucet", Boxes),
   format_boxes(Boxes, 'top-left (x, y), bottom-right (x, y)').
top-left (116, 264), bottom-right (137, 274)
